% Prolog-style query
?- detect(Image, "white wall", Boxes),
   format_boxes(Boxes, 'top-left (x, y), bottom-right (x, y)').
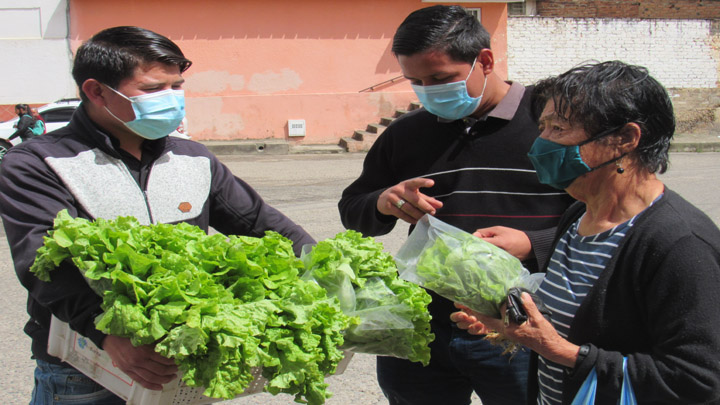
top-left (0, 0), bottom-right (76, 104)
top-left (507, 17), bottom-right (719, 88)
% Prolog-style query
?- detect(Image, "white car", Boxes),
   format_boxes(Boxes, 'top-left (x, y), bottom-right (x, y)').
top-left (0, 99), bottom-right (81, 148)
top-left (0, 98), bottom-right (189, 161)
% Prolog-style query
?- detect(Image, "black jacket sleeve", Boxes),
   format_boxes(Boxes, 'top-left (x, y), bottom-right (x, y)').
top-left (338, 131), bottom-right (400, 237)
top-left (0, 146), bottom-right (107, 348)
top-left (525, 227), bottom-right (560, 271)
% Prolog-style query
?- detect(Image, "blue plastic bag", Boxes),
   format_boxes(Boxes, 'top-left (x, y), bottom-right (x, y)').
top-left (571, 357), bottom-right (637, 405)
top-left (620, 358), bottom-right (637, 404)
top-left (571, 367), bottom-right (598, 404)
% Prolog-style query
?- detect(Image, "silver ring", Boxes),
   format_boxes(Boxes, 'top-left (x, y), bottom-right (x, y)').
top-left (395, 199), bottom-right (406, 209)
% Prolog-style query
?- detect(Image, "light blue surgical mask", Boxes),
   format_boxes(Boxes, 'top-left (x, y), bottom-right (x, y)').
top-left (527, 126), bottom-right (625, 190)
top-left (411, 58), bottom-right (487, 121)
top-left (104, 85), bottom-right (185, 140)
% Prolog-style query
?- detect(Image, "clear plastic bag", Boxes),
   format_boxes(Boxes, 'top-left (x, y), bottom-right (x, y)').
top-left (395, 215), bottom-right (543, 318)
top-left (337, 277), bottom-right (417, 357)
top-left (300, 242), bottom-right (433, 365)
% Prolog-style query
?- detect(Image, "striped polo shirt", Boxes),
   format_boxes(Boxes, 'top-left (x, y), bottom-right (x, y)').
top-left (534, 196), bottom-right (660, 404)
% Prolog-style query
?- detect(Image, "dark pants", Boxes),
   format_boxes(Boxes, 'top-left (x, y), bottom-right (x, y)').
top-left (30, 360), bottom-right (126, 405)
top-left (378, 323), bottom-right (529, 405)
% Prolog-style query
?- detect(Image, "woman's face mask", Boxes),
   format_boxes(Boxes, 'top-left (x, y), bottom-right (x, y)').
top-left (527, 126), bottom-right (624, 190)
top-left (411, 58), bottom-right (487, 121)
top-left (104, 85), bottom-right (185, 140)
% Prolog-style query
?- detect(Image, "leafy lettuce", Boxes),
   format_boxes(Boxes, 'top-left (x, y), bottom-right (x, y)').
top-left (413, 227), bottom-right (527, 318)
top-left (31, 210), bottom-right (353, 404)
top-left (301, 230), bottom-right (434, 366)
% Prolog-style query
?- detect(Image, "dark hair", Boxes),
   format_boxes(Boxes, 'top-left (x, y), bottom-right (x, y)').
top-left (72, 26), bottom-right (192, 101)
top-left (15, 104), bottom-right (27, 114)
top-left (532, 60), bottom-right (675, 174)
top-left (392, 5), bottom-right (490, 63)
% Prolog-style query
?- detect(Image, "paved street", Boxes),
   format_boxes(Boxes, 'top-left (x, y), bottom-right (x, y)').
top-left (0, 152), bottom-right (718, 404)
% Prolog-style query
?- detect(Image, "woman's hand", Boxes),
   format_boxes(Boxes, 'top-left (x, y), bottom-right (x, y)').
top-left (451, 292), bottom-right (580, 368)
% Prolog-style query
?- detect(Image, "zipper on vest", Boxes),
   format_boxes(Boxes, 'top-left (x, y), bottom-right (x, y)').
top-left (117, 155), bottom-right (156, 225)
top-left (142, 162), bottom-right (156, 224)
top-left (142, 190), bottom-right (155, 224)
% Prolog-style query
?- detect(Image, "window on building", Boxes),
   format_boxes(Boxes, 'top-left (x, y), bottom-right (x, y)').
top-left (466, 8), bottom-right (482, 22)
top-left (508, 0), bottom-right (536, 16)
top-left (508, 3), bottom-right (525, 15)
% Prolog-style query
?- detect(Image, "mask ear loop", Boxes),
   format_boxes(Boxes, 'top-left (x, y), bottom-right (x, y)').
top-left (466, 58), bottom-right (478, 81)
top-left (468, 57), bottom-right (488, 96)
top-left (477, 73), bottom-right (488, 99)
top-left (100, 83), bottom-right (148, 138)
top-left (102, 83), bottom-right (133, 102)
top-left (100, 83), bottom-right (135, 124)
top-left (577, 124), bottom-right (629, 172)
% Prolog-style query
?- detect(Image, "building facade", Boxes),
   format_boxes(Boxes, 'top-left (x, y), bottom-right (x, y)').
top-left (534, 0), bottom-right (720, 19)
top-left (507, 0), bottom-right (720, 133)
top-left (2, 0), bottom-right (717, 142)
top-left (0, 0), bottom-right (512, 144)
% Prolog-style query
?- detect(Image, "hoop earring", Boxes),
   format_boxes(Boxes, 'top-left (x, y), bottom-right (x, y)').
top-left (616, 160), bottom-right (625, 174)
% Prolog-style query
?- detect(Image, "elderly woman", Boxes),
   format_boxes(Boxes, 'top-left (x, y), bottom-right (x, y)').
top-left (451, 61), bottom-right (720, 404)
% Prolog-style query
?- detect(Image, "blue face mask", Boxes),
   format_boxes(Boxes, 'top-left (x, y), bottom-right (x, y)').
top-left (104, 85), bottom-right (185, 140)
top-left (527, 127), bottom-right (624, 190)
top-left (411, 58), bottom-right (487, 121)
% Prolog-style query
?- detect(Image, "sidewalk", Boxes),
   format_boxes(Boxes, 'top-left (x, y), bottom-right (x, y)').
top-left (668, 131), bottom-right (720, 152)
top-left (200, 139), bottom-right (346, 155)
top-left (201, 130), bottom-right (720, 155)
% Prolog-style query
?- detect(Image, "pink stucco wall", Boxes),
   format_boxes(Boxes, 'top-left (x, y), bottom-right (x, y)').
top-left (69, 0), bottom-right (508, 144)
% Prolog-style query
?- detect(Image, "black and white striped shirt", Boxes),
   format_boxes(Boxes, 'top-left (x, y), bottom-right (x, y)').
top-left (535, 208), bottom-right (647, 404)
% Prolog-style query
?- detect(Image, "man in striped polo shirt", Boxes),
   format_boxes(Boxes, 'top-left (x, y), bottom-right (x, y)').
top-left (338, 5), bottom-right (574, 405)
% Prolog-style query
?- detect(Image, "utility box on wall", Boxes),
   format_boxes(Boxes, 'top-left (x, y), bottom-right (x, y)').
top-left (288, 119), bottom-right (306, 137)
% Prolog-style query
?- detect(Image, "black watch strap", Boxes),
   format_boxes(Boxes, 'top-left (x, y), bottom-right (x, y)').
top-left (575, 344), bottom-right (590, 368)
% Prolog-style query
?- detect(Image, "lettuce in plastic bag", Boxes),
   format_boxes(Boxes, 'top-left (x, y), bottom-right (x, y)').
top-left (302, 230), bottom-right (434, 366)
top-left (396, 215), bottom-right (543, 318)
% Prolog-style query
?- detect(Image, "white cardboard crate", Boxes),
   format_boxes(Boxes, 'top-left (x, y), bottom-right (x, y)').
top-left (48, 316), bottom-right (352, 405)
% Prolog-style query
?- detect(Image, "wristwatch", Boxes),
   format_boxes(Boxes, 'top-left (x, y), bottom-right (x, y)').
top-left (575, 344), bottom-right (590, 368)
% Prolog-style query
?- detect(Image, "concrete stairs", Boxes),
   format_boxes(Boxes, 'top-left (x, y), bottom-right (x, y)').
top-left (339, 101), bottom-right (422, 152)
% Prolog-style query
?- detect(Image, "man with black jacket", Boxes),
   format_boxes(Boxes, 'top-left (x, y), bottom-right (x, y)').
top-left (338, 6), bottom-right (574, 405)
top-left (0, 26), bottom-right (315, 404)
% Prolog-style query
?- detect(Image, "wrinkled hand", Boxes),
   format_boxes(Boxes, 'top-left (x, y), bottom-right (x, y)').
top-left (377, 177), bottom-right (443, 224)
top-left (473, 226), bottom-right (532, 261)
top-left (103, 335), bottom-right (178, 390)
top-left (450, 293), bottom-right (578, 367)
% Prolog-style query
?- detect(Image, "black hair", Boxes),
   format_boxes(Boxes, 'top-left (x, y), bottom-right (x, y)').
top-left (391, 5), bottom-right (490, 63)
top-left (72, 26), bottom-right (192, 101)
top-left (532, 60), bottom-right (675, 174)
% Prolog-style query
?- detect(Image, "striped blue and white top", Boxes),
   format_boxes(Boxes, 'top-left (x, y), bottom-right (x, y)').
top-left (534, 200), bottom-right (657, 404)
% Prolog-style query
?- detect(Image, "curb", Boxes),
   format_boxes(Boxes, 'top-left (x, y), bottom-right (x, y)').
top-left (668, 142), bottom-right (720, 153)
top-left (201, 140), bottom-right (290, 155)
top-left (201, 140), bottom-right (346, 155)
top-left (201, 139), bottom-right (720, 155)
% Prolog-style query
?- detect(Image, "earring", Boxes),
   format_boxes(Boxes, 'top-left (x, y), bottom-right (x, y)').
top-left (616, 160), bottom-right (625, 174)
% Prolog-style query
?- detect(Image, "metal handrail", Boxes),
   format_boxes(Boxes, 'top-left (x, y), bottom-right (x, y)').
top-left (358, 75), bottom-right (406, 93)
